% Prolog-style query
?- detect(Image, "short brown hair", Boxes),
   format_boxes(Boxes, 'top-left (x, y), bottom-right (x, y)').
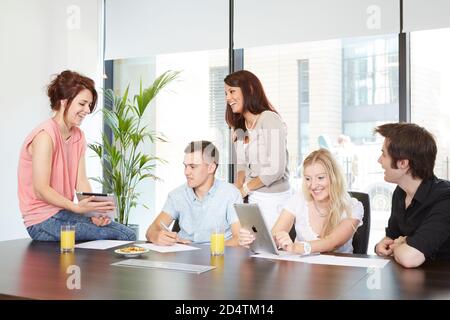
top-left (374, 123), bottom-right (436, 180)
top-left (47, 70), bottom-right (97, 113)
top-left (184, 141), bottom-right (219, 172)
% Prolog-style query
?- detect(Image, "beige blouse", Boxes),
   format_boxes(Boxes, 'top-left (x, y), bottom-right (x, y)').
top-left (234, 111), bottom-right (290, 193)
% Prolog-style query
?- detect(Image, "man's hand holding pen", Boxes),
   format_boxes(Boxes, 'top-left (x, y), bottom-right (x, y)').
top-left (158, 221), bottom-right (191, 246)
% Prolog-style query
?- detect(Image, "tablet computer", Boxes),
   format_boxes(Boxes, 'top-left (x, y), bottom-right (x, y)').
top-left (234, 203), bottom-right (285, 255)
top-left (76, 192), bottom-right (117, 219)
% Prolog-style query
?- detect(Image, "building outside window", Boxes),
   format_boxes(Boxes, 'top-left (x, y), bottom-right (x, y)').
top-left (243, 34), bottom-right (399, 252)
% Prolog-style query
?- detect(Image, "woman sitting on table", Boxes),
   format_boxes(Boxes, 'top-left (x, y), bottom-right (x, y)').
top-left (239, 148), bottom-right (363, 254)
top-left (17, 70), bottom-right (136, 241)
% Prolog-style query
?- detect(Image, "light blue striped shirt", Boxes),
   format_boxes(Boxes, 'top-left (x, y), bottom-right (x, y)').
top-left (162, 179), bottom-right (242, 244)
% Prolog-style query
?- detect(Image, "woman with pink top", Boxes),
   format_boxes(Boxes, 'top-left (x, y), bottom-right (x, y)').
top-left (18, 70), bottom-right (136, 241)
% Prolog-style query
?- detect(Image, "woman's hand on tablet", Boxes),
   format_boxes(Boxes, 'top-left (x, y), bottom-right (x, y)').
top-left (74, 196), bottom-right (115, 214)
top-left (273, 231), bottom-right (293, 251)
top-left (239, 228), bottom-right (255, 248)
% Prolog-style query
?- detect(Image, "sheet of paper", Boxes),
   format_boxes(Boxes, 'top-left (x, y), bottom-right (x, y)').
top-left (75, 240), bottom-right (134, 250)
top-left (250, 253), bottom-right (319, 263)
top-left (111, 259), bottom-right (215, 274)
top-left (251, 253), bottom-right (390, 268)
top-left (301, 254), bottom-right (390, 268)
top-left (136, 243), bottom-right (201, 253)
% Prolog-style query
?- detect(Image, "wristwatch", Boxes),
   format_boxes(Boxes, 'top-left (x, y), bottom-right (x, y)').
top-left (300, 241), bottom-right (312, 255)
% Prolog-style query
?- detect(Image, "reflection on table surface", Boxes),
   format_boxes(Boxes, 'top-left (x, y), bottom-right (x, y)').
top-left (0, 239), bottom-right (449, 300)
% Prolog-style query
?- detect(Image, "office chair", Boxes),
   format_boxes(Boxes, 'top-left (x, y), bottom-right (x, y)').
top-left (172, 219), bottom-right (181, 233)
top-left (289, 223), bottom-right (297, 242)
top-left (238, 192), bottom-right (370, 252)
top-left (288, 192), bottom-right (371, 254)
top-left (349, 191), bottom-right (371, 254)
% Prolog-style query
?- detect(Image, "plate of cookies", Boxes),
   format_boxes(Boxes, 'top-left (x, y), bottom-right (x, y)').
top-left (114, 246), bottom-right (149, 258)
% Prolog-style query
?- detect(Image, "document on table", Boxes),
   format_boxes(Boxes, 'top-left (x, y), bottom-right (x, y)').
top-left (136, 243), bottom-right (201, 253)
top-left (75, 240), bottom-right (134, 250)
top-left (251, 253), bottom-right (390, 268)
top-left (111, 259), bottom-right (215, 274)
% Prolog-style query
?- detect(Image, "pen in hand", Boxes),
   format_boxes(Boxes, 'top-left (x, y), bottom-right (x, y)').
top-left (160, 221), bottom-right (176, 245)
top-left (160, 221), bottom-right (171, 232)
top-left (159, 221), bottom-right (191, 245)
top-left (159, 221), bottom-right (185, 244)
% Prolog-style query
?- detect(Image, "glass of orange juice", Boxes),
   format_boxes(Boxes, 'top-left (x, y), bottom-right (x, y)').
top-left (60, 225), bottom-right (75, 253)
top-left (210, 225), bottom-right (225, 256)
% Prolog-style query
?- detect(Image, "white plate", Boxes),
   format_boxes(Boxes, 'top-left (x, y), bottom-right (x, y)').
top-left (114, 247), bottom-right (149, 258)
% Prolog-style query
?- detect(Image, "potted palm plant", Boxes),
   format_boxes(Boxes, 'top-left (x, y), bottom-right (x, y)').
top-left (89, 70), bottom-right (180, 239)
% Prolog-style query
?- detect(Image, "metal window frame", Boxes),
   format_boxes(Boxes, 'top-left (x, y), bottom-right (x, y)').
top-left (399, 0), bottom-right (411, 122)
top-left (103, 0), bottom-right (412, 184)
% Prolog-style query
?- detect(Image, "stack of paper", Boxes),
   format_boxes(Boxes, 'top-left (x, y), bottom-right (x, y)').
top-left (111, 259), bottom-right (215, 274)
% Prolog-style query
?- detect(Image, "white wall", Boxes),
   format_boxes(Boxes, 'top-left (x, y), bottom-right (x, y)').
top-left (404, 0), bottom-right (450, 32)
top-left (105, 0), bottom-right (228, 60)
top-left (235, 0), bottom-right (399, 48)
top-left (0, 0), bottom-right (103, 241)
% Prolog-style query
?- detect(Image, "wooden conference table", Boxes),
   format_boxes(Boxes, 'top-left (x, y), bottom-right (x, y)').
top-left (0, 239), bottom-right (449, 300)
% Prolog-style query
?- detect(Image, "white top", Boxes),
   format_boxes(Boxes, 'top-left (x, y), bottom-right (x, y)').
top-left (283, 192), bottom-right (364, 253)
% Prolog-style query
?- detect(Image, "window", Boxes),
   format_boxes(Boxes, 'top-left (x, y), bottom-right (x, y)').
top-left (209, 66), bottom-right (230, 180)
top-left (298, 59), bottom-right (310, 166)
top-left (243, 35), bottom-right (399, 253)
top-left (411, 28), bottom-right (450, 180)
top-left (107, 1), bottom-right (403, 249)
top-left (113, 49), bottom-right (228, 235)
top-left (343, 36), bottom-right (399, 107)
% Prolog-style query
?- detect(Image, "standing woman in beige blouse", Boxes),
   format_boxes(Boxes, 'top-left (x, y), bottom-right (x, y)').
top-left (224, 70), bottom-right (291, 230)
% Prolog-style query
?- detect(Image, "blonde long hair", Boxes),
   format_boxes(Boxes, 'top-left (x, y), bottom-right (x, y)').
top-left (302, 148), bottom-right (352, 238)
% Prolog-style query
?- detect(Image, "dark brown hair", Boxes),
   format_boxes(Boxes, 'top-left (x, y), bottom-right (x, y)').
top-left (224, 70), bottom-right (277, 131)
top-left (47, 70), bottom-right (97, 113)
top-left (184, 140), bottom-right (219, 172)
top-left (374, 123), bottom-right (436, 180)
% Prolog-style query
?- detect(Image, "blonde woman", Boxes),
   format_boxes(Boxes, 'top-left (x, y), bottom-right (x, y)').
top-left (239, 148), bottom-right (363, 254)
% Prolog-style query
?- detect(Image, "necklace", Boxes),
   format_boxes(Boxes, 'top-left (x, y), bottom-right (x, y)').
top-left (245, 114), bottom-right (260, 131)
top-left (312, 200), bottom-right (329, 218)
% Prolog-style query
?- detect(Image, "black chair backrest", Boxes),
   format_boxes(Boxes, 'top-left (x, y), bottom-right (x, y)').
top-left (172, 219), bottom-right (180, 233)
top-left (349, 191), bottom-right (371, 254)
top-left (287, 192), bottom-right (370, 253)
top-left (289, 223), bottom-right (297, 241)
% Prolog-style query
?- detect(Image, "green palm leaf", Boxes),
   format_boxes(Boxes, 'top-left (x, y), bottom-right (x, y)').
top-left (88, 71), bottom-right (179, 225)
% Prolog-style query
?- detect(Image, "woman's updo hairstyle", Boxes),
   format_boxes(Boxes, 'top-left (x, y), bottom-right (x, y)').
top-left (47, 70), bottom-right (97, 113)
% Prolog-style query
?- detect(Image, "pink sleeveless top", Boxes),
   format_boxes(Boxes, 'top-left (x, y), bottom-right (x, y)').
top-left (17, 118), bottom-right (86, 227)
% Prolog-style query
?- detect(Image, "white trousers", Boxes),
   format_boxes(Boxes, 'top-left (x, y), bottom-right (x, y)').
top-left (248, 189), bottom-right (293, 231)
